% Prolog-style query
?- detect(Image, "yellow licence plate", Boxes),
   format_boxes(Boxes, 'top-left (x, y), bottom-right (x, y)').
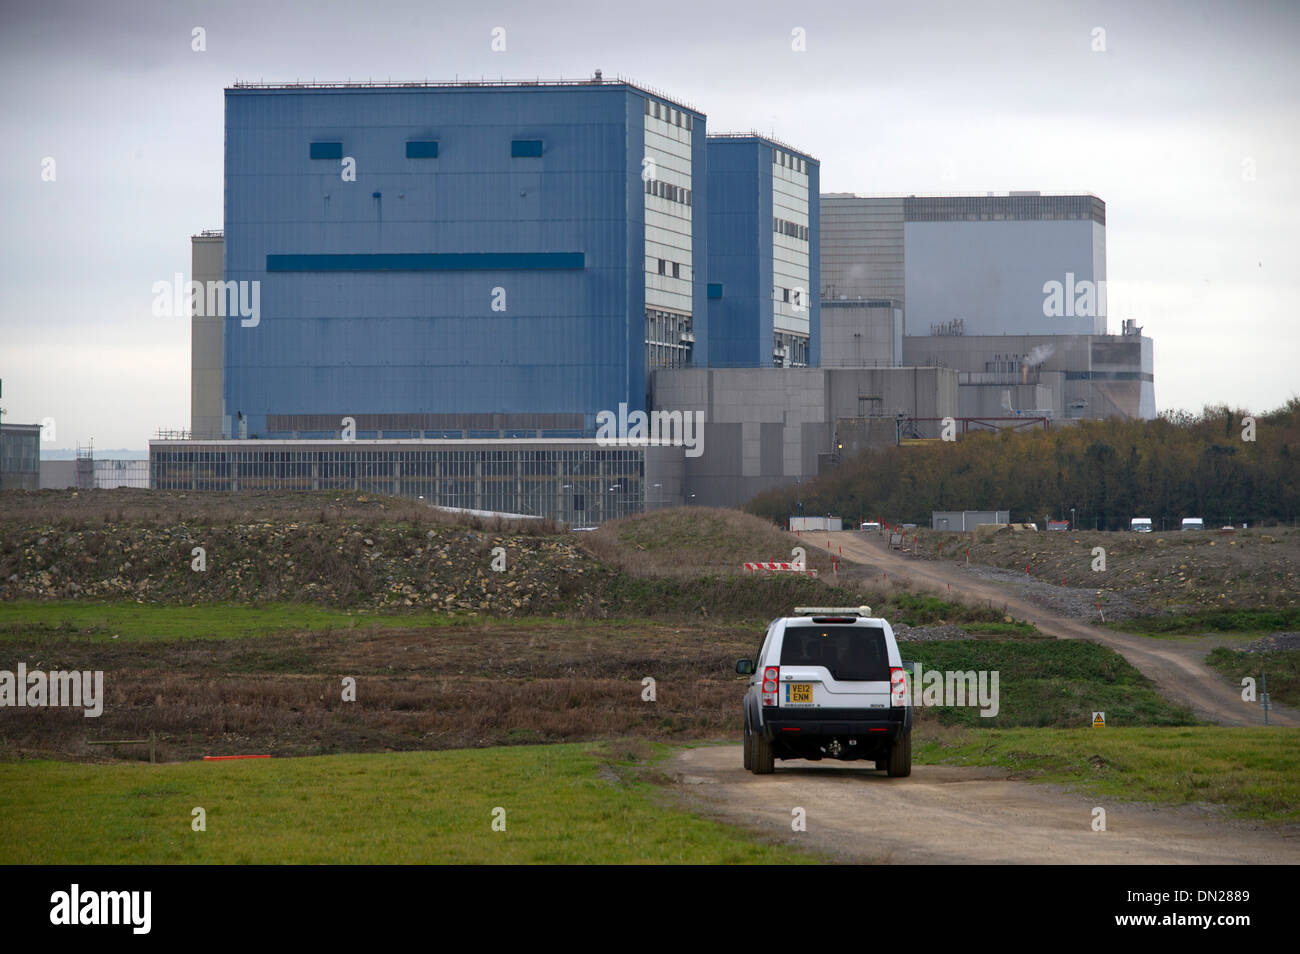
top-left (787, 684), bottom-right (813, 704)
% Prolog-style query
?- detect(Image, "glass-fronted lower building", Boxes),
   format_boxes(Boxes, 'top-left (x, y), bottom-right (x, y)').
top-left (150, 439), bottom-right (684, 524)
top-left (0, 423), bottom-right (41, 490)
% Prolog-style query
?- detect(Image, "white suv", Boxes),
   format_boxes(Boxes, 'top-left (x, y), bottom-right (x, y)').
top-left (736, 606), bottom-right (912, 776)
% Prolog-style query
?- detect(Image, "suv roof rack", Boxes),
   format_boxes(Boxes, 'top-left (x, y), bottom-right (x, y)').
top-left (793, 606), bottom-right (872, 617)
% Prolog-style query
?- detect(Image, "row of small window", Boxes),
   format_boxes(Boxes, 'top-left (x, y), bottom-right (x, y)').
top-left (774, 149), bottom-right (808, 174)
top-left (646, 307), bottom-right (693, 369)
top-left (653, 257), bottom-right (690, 279)
top-left (152, 448), bottom-right (638, 465)
top-left (774, 286), bottom-right (807, 308)
top-left (645, 178), bottom-right (693, 206)
top-left (774, 332), bottom-right (810, 368)
top-left (773, 217), bottom-right (809, 241)
top-left (645, 308), bottom-right (693, 346)
top-left (644, 99), bottom-right (694, 130)
top-left (309, 140), bottom-right (543, 160)
top-left (647, 342), bottom-right (692, 371)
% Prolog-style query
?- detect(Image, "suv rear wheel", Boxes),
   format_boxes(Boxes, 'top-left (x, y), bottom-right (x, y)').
top-left (885, 729), bottom-right (912, 778)
top-left (751, 731), bottom-right (775, 775)
top-left (743, 722), bottom-right (753, 770)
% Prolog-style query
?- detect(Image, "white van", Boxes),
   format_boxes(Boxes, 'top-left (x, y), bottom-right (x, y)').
top-left (860, 521), bottom-right (882, 533)
top-left (1180, 517), bottom-right (1204, 531)
top-left (1130, 517), bottom-right (1153, 532)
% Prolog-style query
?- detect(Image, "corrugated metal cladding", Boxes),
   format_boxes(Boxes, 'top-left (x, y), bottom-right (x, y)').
top-left (706, 139), bottom-right (770, 368)
top-left (223, 84), bottom-right (706, 439)
top-left (705, 137), bottom-right (819, 368)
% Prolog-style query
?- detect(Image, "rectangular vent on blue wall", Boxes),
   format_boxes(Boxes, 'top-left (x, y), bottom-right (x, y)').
top-left (707, 283), bottom-right (724, 299)
top-left (310, 142), bottom-right (343, 160)
top-left (511, 139), bottom-right (544, 157)
top-left (406, 141), bottom-right (439, 158)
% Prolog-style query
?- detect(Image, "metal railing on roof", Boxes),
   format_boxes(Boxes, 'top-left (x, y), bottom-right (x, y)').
top-left (228, 74), bottom-right (701, 114)
top-left (821, 191), bottom-right (1102, 200)
top-left (707, 130), bottom-right (817, 160)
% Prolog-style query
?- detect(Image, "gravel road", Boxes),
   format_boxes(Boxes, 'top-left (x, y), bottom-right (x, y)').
top-left (671, 746), bottom-right (1300, 864)
top-left (811, 530), bottom-right (1299, 728)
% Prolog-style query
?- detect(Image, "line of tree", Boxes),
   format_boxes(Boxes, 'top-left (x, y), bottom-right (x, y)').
top-left (746, 399), bottom-right (1300, 530)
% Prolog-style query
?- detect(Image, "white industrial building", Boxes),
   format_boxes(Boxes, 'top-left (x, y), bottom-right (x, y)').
top-left (820, 192), bottom-right (1154, 421)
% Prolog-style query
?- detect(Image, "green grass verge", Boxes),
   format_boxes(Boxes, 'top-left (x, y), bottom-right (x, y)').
top-left (0, 742), bottom-right (817, 864)
top-left (888, 592), bottom-right (1005, 627)
top-left (1113, 608), bottom-right (1300, 638)
top-left (901, 639), bottom-right (1197, 727)
top-left (0, 601), bottom-right (660, 643)
top-left (916, 726), bottom-right (1300, 821)
top-left (961, 620), bottom-right (1041, 637)
top-left (1205, 647), bottom-right (1300, 711)
top-left (0, 600), bottom-right (473, 642)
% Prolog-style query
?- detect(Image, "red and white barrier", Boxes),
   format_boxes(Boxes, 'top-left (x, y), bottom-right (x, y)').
top-left (744, 562), bottom-right (818, 577)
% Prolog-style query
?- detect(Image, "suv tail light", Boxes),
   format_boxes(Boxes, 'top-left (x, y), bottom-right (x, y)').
top-left (890, 667), bottom-right (908, 706)
top-left (762, 666), bottom-right (780, 707)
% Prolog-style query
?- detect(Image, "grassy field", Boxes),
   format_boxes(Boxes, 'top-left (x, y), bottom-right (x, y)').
top-left (1204, 648), bottom-right (1300, 710)
top-left (0, 600), bottom-right (469, 642)
top-left (3, 493), bottom-right (1292, 861)
top-left (0, 598), bottom-right (1192, 762)
top-left (916, 726), bottom-right (1300, 822)
top-left (0, 742), bottom-right (818, 864)
top-left (1111, 608), bottom-right (1300, 638)
top-left (4, 728), bottom-right (1292, 864)
top-left (905, 639), bottom-right (1196, 727)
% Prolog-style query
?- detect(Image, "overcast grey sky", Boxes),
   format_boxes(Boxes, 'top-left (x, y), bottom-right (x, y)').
top-left (2, 0), bottom-right (1297, 449)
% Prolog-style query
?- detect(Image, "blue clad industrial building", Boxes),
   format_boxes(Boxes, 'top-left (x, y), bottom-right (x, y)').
top-left (223, 79), bottom-right (707, 440)
top-left (167, 76), bottom-right (930, 521)
top-left (705, 135), bottom-right (819, 369)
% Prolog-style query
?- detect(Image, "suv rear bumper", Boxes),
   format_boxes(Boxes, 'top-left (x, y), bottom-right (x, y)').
top-left (759, 706), bottom-right (909, 740)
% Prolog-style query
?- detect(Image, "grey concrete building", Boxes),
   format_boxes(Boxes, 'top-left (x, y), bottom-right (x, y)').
top-left (821, 195), bottom-right (904, 305)
top-left (651, 366), bottom-right (958, 507)
top-left (932, 510), bottom-right (1010, 531)
top-left (822, 193), bottom-right (1107, 338)
top-left (191, 231), bottom-right (224, 440)
top-left (820, 299), bottom-right (904, 368)
top-left (904, 323), bottom-right (1155, 420)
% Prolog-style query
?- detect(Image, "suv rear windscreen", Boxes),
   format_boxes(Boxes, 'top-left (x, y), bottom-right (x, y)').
top-left (779, 625), bottom-right (890, 681)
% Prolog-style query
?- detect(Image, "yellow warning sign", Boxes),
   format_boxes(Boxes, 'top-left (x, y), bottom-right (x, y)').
top-left (1092, 711), bottom-right (1105, 728)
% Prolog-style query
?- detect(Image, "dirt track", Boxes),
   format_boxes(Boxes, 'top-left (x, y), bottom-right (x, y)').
top-left (804, 530), bottom-right (1300, 728)
top-left (671, 746), bottom-right (1300, 864)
